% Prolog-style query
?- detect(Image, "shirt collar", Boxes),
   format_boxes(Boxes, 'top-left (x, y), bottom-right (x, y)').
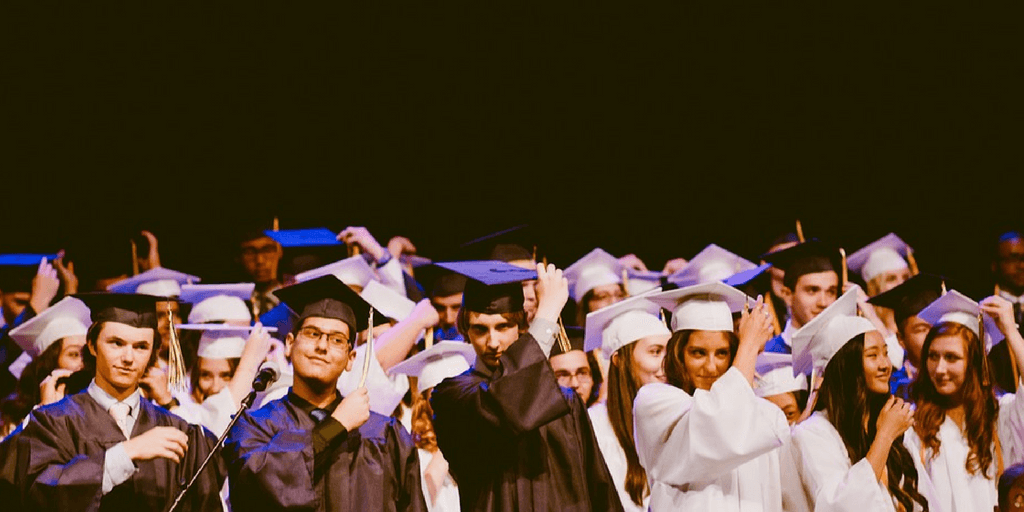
top-left (781, 319), bottom-right (796, 345)
top-left (999, 290), bottom-right (1024, 303)
top-left (287, 388), bottom-right (343, 415)
top-left (87, 379), bottom-right (142, 416)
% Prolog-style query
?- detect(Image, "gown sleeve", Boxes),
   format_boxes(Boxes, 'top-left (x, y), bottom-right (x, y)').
top-left (998, 377), bottom-right (1024, 467)
top-left (388, 419), bottom-right (428, 512)
top-left (21, 409), bottom-right (105, 511)
top-left (632, 367), bottom-right (790, 485)
top-left (791, 413), bottom-right (894, 512)
top-left (223, 409), bottom-right (321, 510)
top-left (337, 343), bottom-right (409, 416)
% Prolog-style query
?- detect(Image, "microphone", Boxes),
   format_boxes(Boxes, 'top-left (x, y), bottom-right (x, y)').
top-left (251, 361), bottom-right (280, 392)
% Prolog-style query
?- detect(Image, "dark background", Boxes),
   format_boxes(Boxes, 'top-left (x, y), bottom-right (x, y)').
top-left (1, 3), bottom-right (1022, 295)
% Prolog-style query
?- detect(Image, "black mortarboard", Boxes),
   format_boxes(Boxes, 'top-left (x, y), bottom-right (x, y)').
top-left (74, 293), bottom-right (162, 330)
top-left (550, 326), bottom-right (585, 357)
top-left (273, 275), bottom-right (386, 336)
top-left (435, 261), bottom-right (537, 314)
top-left (761, 240), bottom-right (840, 290)
top-left (867, 273), bottom-right (945, 327)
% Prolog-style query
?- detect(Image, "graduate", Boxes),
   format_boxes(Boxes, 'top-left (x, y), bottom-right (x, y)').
top-left (583, 295), bottom-right (671, 512)
top-left (905, 290), bottom-right (1024, 512)
top-left (866, 273), bottom-right (945, 398)
top-left (430, 261), bottom-right (622, 511)
top-left (633, 281), bottom-right (787, 511)
top-left (222, 275), bottom-right (425, 511)
top-left (4, 292), bottom-right (226, 511)
top-left (564, 248), bottom-right (628, 326)
top-left (107, 267), bottom-right (199, 364)
top-left (847, 233), bottom-right (916, 368)
top-left (754, 352), bottom-right (809, 426)
top-left (761, 241), bottom-right (842, 354)
top-left (549, 327), bottom-right (600, 406)
top-left (0, 255), bottom-right (62, 399)
top-left (790, 289), bottom-right (929, 512)
top-left (389, 341), bottom-right (478, 512)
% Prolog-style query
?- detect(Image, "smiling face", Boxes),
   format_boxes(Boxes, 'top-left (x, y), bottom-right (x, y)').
top-left (631, 334), bottom-right (669, 386)
top-left (787, 271), bottom-right (839, 328)
top-left (682, 331), bottom-right (733, 391)
top-left (927, 334), bottom-right (968, 397)
top-left (194, 357), bottom-right (235, 401)
top-left (90, 322), bottom-right (156, 397)
top-left (58, 335), bottom-right (87, 372)
top-left (862, 330), bottom-right (893, 394)
top-left (286, 317), bottom-right (355, 389)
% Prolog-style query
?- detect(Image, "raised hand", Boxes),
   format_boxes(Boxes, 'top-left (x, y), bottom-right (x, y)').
top-left (617, 254), bottom-right (649, 272)
top-left (332, 387), bottom-right (370, 431)
top-left (661, 258), bottom-right (688, 275)
top-left (139, 366), bottom-right (173, 408)
top-left (387, 236), bottom-right (417, 259)
top-left (123, 426), bottom-right (189, 463)
top-left (534, 263), bottom-right (569, 323)
top-left (337, 226), bottom-right (385, 262)
top-left (30, 257), bottom-right (61, 314)
top-left (39, 368), bottom-right (74, 405)
top-left (53, 255), bottom-right (78, 296)
top-left (876, 395), bottom-right (915, 441)
top-left (140, 230), bottom-right (161, 271)
top-left (736, 295), bottom-right (774, 352)
top-left (410, 299), bottom-right (441, 331)
top-left (981, 295), bottom-right (1017, 337)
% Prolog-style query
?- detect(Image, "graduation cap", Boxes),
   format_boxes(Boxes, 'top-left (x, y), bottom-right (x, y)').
top-left (564, 249), bottom-right (623, 302)
top-left (264, 227), bottom-right (348, 277)
top-left (847, 233), bottom-right (912, 283)
top-left (360, 280), bottom-right (416, 321)
top-left (176, 324), bottom-right (275, 359)
top-left (414, 264), bottom-right (467, 299)
top-left (274, 274), bottom-right (387, 336)
top-left (106, 267), bottom-right (200, 297)
top-left (295, 256), bottom-right (376, 288)
top-left (259, 302), bottom-right (296, 340)
top-left (9, 296), bottom-right (91, 357)
top-left (667, 244), bottom-right (757, 288)
top-left (761, 240), bottom-right (840, 290)
top-left (264, 228), bottom-right (342, 248)
top-left (0, 253), bottom-right (58, 292)
top-left (388, 340), bottom-right (477, 393)
top-left (754, 352), bottom-right (807, 398)
top-left (790, 289), bottom-right (875, 377)
top-left (179, 283), bottom-right (254, 324)
top-left (434, 261), bottom-right (537, 315)
top-left (74, 293), bottom-right (163, 330)
top-left (867, 273), bottom-right (944, 327)
top-left (583, 296), bottom-right (668, 358)
top-left (916, 289), bottom-right (1004, 346)
top-left (625, 269), bottom-right (663, 297)
top-left (648, 282), bottom-right (754, 333)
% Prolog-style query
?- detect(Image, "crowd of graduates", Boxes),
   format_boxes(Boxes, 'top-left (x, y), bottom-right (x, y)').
top-left (1, 222), bottom-right (1024, 511)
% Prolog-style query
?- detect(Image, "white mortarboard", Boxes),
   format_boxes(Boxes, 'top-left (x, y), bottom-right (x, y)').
top-left (667, 244), bottom-right (756, 288)
top-left (180, 283), bottom-right (255, 324)
top-left (583, 296), bottom-right (670, 358)
top-left (564, 249), bottom-right (623, 302)
top-left (648, 282), bottom-right (753, 332)
top-left (9, 296), bottom-right (91, 357)
top-left (177, 324), bottom-right (276, 360)
top-left (625, 269), bottom-right (663, 296)
top-left (754, 352), bottom-right (808, 398)
top-left (790, 289), bottom-right (876, 377)
top-left (295, 256), bottom-right (376, 288)
top-left (916, 290), bottom-right (1004, 347)
top-left (360, 280), bottom-right (416, 321)
top-left (846, 233), bottom-right (911, 283)
top-left (106, 267), bottom-right (200, 297)
top-left (388, 341), bottom-right (477, 393)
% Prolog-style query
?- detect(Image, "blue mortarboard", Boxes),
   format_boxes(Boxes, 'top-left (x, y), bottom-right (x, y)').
top-left (0, 253), bottom-right (60, 292)
top-left (434, 260), bottom-right (537, 314)
top-left (259, 302), bottom-right (296, 340)
top-left (264, 228), bottom-right (341, 248)
top-left (723, 263), bottom-right (773, 288)
top-left (0, 254), bottom-right (60, 266)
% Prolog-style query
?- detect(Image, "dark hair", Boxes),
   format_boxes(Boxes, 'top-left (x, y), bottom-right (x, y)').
top-left (455, 308), bottom-right (528, 339)
top-left (815, 334), bottom-right (928, 511)
top-left (576, 284), bottom-right (627, 326)
top-left (912, 322), bottom-right (998, 478)
top-left (607, 344), bottom-right (647, 506)
top-left (15, 339), bottom-right (66, 409)
top-left (663, 329), bottom-right (739, 395)
top-left (190, 356), bottom-right (241, 402)
top-left (999, 462), bottom-right (1024, 511)
top-left (84, 321), bottom-right (163, 373)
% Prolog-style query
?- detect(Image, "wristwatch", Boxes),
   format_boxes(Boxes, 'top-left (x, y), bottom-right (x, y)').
top-left (158, 397), bottom-right (180, 410)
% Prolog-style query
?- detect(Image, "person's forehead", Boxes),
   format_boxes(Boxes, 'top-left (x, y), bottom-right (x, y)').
top-left (796, 271), bottom-right (838, 288)
top-left (591, 283), bottom-right (623, 294)
top-left (1000, 237), bottom-right (1024, 254)
top-left (432, 293), bottom-right (463, 306)
top-left (198, 357), bottom-right (233, 371)
top-left (241, 236), bottom-right (278, 249)
top-left (467, 311), bottom-right (512, 326)
top-left (550, 350), bottom-right (588, 368)
top-left (98, 322), bottom-right (155, 342)
top-left (863, 330), bottom-right (885, 348)
top-left (930, 333), bottom-right (966, 352)
top-left (301, 316), bottom-right (350, 333)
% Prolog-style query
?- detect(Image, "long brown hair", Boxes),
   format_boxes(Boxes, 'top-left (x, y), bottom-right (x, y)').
top-left (912, 322), bottom-right (998, 478)
top-left (663, 329), bottom-right (739, 395)
top-left (607, 344), bottom-right (646, 506)
top-left (816, 334), bottom-right (928, 511)
top-left (411, 387), bottom-right (438, 452)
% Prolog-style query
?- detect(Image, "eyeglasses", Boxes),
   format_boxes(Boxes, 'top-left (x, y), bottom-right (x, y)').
top-left (297, 327), bottom-right (350, 349)
top-left (554, 368), bottom-right (593, 386)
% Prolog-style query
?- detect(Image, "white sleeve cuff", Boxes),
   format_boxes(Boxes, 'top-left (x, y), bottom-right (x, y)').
top-left (528, 318), bottom-right (558, 357)
top-left (102, 442), bottom-right (137, 494)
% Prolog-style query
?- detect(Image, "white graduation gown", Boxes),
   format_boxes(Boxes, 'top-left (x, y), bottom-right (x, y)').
top-left (418, 448), bottom-right (460, 512)
top-left (172, 387), bottom-right (238, 435)
top-left (633, 367), bottom-right (790, 511)
top-left (792, 411), bottom-right (916, 512)
top-left (588, 402), bottom-right (649, 512)
top-left (904, 386), bottom-right (1024, 512)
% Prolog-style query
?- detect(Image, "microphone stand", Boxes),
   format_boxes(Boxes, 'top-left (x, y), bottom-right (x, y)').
top-left (166, 389), bottom-right (259, 512)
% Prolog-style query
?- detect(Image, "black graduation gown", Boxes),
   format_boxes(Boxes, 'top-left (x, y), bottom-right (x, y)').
top-left (223, 390), bottom-right (426, 512)
top-left (431, 332), bottom-right (622, 512)
top-left (12, 390), bottom-right (224, 511)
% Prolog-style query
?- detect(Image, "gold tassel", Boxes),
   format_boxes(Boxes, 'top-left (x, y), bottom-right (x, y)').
top-left (555, 317), bottom-right (572, 355)
top-left (996, 283), bottom-right (1002, 296)
top-left (424, 327), bottom-right (434, 350)
top-left (621, 268), bottom-right (631, 298)
top-left (660, 308), bottom-right (670, 330)
top-left (765, 291), bottom-right (782, 336)
top-left (839, 248), bottom-right (848, 288)
top-left (796, 220), bottom-right (806, 243)
top-left (165, 303), bottom-right (188, 393)
top-left (532, 245), bottom-right (537, 263)
top-left (359, 308), bottom-right (374, 388)
top-left (130, 239), bottom-right (140, 276)
top-left (979, 312), bottom-right (992, 387)
top-left (941, 280), bottom-right (947, 295)
top-left (272, 217), bottom-right (279, 231)
top-left (906, 247), bottom-right (920, 275)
